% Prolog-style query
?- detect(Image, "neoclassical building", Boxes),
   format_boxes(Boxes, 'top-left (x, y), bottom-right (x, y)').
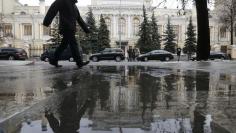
top-left (0, 0), bottom-right (235, 57)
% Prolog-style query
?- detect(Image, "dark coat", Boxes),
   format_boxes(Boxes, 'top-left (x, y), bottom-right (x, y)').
top-left (43, 0), bottom-right (89, 33)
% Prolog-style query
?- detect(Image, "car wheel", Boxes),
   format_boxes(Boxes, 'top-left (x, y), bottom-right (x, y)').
top-left (115, 56), bottom-right (121, 62)
top-left (165, 57), bottom-right (170, 61)
top-left (69, 57), bottom-right (74, 62)
top-left (92, 56), bottom-right (98, 62)
top-left (144, 57), bottom-right (148, 62)
top-left (8, 56), bottom-right (15, 60)
top-left (220, 57), bottom-right (225, 60)
top-left (44, 57), bottom-right (49, 62)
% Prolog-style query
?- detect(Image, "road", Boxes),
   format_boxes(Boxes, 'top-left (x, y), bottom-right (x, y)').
top-left (0, 60), bottom-right (235, 133)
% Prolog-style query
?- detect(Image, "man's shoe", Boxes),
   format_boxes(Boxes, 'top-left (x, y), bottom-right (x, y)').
top-left (49, 59), bottom-right (62, 68)
top-left (77, 61), bottom-right (90, 68)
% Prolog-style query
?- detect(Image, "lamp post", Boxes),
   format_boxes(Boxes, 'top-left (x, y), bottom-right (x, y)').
top-left (118, 0), bottom-right (122, 49)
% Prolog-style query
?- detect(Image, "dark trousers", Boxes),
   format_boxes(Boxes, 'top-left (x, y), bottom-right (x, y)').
top-left (54, 30), bottom-right (82, 64)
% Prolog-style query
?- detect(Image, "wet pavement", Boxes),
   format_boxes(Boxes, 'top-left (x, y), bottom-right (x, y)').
top-left (0, 61), bottom-right (236, 133)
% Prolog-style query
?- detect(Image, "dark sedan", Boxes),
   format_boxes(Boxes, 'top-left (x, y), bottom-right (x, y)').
top-left (41, 48), bottom-right (74, 62)
top-left (0, 47), bottom-right (28, 60)
top-left (137, 50), bottom-right (174, 61)
top-left (191, 51), bottom-right (228, 61)
top-left (90, 48), bottom-right (125, 62)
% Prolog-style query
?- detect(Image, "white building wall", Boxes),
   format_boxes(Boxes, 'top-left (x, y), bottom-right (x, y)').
top-left (1, 0), bottom-right (235, 57)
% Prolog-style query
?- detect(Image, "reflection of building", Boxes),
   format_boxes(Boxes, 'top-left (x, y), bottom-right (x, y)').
top-left (0, 0), bottom-right (235, 57)
top-left (90, 67), bottom-right (236, 132)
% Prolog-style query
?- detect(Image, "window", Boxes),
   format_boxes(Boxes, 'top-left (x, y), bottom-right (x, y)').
top-left (220, 27), bottom-right (226, 38)
top-left (157, 25), bottom-right (162, 35)
top-left (133, 18), bottom-right (140, 36)
top-left (24, 24), bottom-right (32, 36)
top-left (210, 26), bottom-right (214, 41)
top-left (119, 18), bottom-right (126, 36)
top-left (3, 24), bottom-right (13, 37)
top-left (43, 26), bottom-right (50, 36)
top-left (172, 25), bottom-right (179, 41)
top-left (105, 18), bottom-right (112, 35)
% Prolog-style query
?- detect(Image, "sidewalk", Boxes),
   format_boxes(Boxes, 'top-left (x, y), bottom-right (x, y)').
top-left (0, 60), bottom-right (35, 66)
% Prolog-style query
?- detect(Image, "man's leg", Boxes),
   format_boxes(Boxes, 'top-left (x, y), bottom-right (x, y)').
top-left (49, 35), bottom-right (68, 67)
top-left (54, 37), bottom-right (68, 62)
top-left (67, 32), bottom-right (89, 68)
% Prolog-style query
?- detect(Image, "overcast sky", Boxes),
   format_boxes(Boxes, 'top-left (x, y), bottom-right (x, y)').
top-left (18, 0), bottom-right (186, 9)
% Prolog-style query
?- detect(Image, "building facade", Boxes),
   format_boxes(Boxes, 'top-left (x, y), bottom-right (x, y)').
top-left (0, 0), bottom-right (235, 57)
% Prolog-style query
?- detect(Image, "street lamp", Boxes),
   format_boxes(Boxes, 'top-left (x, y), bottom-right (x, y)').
top-left (118, 0), bottom-right (122, 49)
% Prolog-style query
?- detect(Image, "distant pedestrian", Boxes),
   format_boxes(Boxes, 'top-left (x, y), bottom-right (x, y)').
top-left (177, 48), bottom-right (181, 61)
top-left (128, 48), bottom-right (133, 62)
top-left (132, 49), bottom-right (136, 61)
top-left (43, 0), bottom-right (90, 68)
top-left (134, 48), bottom-right (140, 61)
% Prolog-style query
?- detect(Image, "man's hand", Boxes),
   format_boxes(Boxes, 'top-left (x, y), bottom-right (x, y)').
top-left (43, 24), bottom-right (49, 28)
top-left (85, 26), bottom-right (92, 34)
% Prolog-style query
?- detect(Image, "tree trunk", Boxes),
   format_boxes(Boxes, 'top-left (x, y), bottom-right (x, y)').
top-left (231, 8), bottom-right (234, 45)
top-left (196, 0), bottom-right (210, 60)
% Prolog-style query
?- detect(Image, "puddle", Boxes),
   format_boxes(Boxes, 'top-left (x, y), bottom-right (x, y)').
top-left (0, 66), bottom-right (235, 133)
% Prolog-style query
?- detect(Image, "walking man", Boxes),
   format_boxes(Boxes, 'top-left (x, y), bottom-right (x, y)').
top-left (177, 48), bottom-right (181, 61)
top-left (43, 0), bottom-right (90, 68)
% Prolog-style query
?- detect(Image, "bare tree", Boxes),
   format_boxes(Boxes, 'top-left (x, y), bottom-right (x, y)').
top-left (156, 0), bottom-right (211, 60)
top-left (178, 0), bottom-right (212, 60)
top-left (217, 0), bottom-right (236, 45)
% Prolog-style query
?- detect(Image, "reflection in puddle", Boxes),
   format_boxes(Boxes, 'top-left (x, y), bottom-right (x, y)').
top-left (0, 66), bottom-right (235, 133)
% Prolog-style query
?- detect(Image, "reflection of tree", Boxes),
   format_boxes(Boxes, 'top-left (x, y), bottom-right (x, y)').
top-left (164, 74), bottom-right (178, 91)
top-left (50, 70), bottom-right (110, 120)
top-left (196, 71), bottom-right (210, 91)
top-left (97, 77), bottom-right (110, 110)
top-left (184, 71), bottom-right (196, 91)
top-left (45, 92), bottom-right (90, 133)
top-left (193, 71), bottom-right (210, 133)
top-left (163, 74), bottom-right (179, 109)
top-left (192, 111), bottom-right (205, 133)
top-left (138, 73), bottom-right (161, 124)
top-left (85, 74), bottom-right (110, 117)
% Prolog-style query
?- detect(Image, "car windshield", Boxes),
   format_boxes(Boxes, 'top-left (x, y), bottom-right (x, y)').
top-left (102, 49), bottom-right (111, 53)
top-left (148, 50), bottom-right (169, 54)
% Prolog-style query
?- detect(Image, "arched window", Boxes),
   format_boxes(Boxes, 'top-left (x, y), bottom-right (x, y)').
top-left (119, 18), bottom-right (126, 36)
top-left (220, 27), bottom-right (227, 38)
top-left (105, 17), bottom-right (112, 36)
top-left (133, 18), bottom-right (140, 36)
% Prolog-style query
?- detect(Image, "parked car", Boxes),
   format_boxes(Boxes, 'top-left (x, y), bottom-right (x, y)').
top-left (137, 50), bottom-right (174, 61)
top-left (191, 51), bottom-right (228, 61)
top-left (0, 47), bottom-right (28, 60)
top-left (41, 48), bottom-right (74, 62)
top-left (90, 48), bottom-right (125, 62)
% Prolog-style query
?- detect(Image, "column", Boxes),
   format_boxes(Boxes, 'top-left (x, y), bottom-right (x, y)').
top-left (128, 15), bottom-right (131, 38)
top-left (20, 24), bottom-right (23, 39)
top-left (14, 22), bottom-right (20, 39)
top-left (113, 15), bottom-right (117, 38)
top-left (39, 24), bottom-right (42, 40)
top-left (33, 22), bottom-right (40, 40)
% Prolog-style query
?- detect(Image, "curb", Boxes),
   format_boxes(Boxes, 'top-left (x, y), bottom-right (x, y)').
top-left (0, 61), bottom-right (35, 66)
